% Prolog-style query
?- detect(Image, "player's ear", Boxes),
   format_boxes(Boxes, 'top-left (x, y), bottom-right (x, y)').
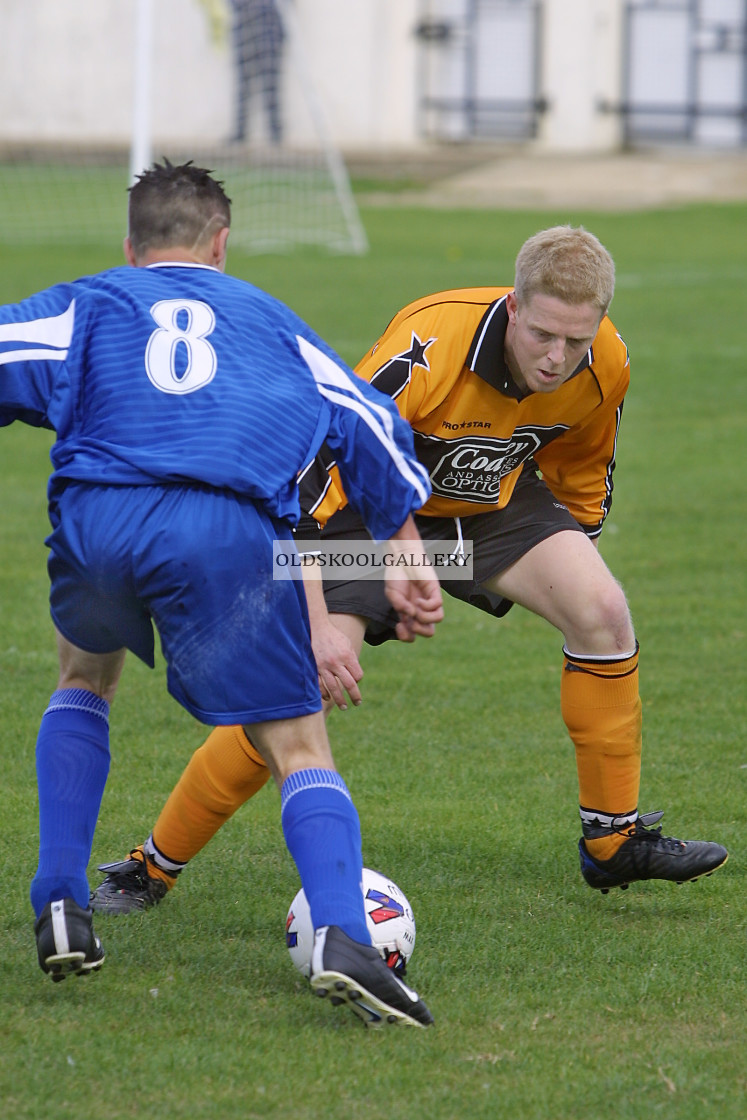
top-left (123, 237), bottom-right (138, 267)
top-left (213, 225), bottom-right (230, 271)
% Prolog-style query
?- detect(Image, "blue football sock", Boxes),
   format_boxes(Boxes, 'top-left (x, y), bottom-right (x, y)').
top-left (30, 689), bottom-right (111, 916)
top-left (281, 768), bottom-right (370, 946)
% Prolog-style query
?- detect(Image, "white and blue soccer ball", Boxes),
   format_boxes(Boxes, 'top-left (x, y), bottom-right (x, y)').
top-left (285, 867), bottom-right (416, 977)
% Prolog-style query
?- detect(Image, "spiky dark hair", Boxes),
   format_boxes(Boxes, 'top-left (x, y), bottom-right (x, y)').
top-left (127, 158), bottom-right (232, 256)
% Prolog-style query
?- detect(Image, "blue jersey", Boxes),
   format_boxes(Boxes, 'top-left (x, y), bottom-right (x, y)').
top-left (0, 262), bottom-right (430, 539)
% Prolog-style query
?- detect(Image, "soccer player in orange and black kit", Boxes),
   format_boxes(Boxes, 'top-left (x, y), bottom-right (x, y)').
top-left (92, 224), bottom-right (728, 915)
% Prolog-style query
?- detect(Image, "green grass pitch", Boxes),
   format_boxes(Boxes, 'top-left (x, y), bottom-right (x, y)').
top-left (1, 196), bottom-right (746, 1120)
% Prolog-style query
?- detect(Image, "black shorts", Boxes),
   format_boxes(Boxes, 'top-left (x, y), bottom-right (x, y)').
top-left (320, 462), bottom-right (586, 645)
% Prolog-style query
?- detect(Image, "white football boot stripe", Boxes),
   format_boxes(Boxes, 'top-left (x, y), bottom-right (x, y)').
top-left (51, 900), bottom-right (71, 955)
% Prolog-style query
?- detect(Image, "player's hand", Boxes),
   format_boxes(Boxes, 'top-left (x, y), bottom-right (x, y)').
top-left (384, 518), bottom-right (444, 642)
top-left (313, 618), bottom-right (364, 710)
top-left (386, 575), bottom-right (444, 642)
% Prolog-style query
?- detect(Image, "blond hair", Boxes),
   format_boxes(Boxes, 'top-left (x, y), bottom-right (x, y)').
top-left (514, 225), bottom-right (615, 315)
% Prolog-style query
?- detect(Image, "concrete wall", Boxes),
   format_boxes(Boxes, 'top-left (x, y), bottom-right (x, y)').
top-left (285, 0), bottom-right (421, 148)
top-left (0, 0), bottom-right (422, 150)
top-left (0, 0), bottom-right (639, 154)
top-left (537, 0), bottom-right (625, 151)
top-left (0, 0), bottom-right (228, 145)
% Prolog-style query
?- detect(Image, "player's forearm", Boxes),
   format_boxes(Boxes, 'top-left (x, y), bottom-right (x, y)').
top-left (300, 555), bottom-right (328, 629)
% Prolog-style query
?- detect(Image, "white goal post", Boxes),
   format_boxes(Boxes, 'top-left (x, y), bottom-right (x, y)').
top-left (0, 0), bottom-right (368, 255)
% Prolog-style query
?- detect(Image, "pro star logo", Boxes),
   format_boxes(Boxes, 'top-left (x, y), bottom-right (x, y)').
top-left (285, 910), bottom-right (298, 948)
top-left (365, 887), bottom-right (405, 925)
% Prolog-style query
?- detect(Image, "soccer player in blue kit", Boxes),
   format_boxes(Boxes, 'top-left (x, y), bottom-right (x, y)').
top-left (0, 160), bottom-right (443, 1027)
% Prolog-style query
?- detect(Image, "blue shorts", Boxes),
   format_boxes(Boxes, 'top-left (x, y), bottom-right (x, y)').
top-left (46, 482), bottom-right (321, 725)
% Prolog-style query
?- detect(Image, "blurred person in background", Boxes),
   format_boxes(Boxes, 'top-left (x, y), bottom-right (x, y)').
top-left (229, 0), bottom-right (285, 144)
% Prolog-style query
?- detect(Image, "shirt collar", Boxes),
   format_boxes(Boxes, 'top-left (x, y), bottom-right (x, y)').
top-left (145, 261), bottom-right (220, 272)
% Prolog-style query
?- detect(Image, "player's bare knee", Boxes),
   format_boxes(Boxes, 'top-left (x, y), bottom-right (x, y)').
top-left (566, 580), bottom-right (634, 653)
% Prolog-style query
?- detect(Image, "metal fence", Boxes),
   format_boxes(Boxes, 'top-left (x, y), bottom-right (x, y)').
top-left (415, 0), bottom-right (544, 141)
top-left (414, 0), bottom-right (747, 146)
top-left (619, 0), bottom-right (747, 146)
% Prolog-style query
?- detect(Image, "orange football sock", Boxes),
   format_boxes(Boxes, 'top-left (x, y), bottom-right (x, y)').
top-left (132, 845), bottom-right (178, 890)
top-left (561, 647), bottom-right (642, 861)
top-left (150, 725), bottom-right (270, 869)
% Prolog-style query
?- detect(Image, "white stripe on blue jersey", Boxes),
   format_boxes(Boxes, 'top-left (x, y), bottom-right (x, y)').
top-left (297, 335), bottom-right (431, 514)
top-left (0, 301), bottom-right (75, 365)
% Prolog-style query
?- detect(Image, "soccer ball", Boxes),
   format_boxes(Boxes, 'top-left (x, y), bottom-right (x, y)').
top-left (285, 867), bottom-right (416, 978)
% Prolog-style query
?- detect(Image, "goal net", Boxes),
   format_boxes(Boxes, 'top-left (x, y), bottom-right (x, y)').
top-left (0, 0), bottom-right (367, 255)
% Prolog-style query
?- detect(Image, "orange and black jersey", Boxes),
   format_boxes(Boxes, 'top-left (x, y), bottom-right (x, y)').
top-left (298, 287), bottom-right (630, 539)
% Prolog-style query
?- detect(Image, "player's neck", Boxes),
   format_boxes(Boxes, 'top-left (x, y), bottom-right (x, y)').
top-left (138, 248), bottom-right (209, 267)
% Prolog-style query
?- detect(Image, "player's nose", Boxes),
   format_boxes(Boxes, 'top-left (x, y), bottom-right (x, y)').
top-left (546, 338), bottom-right (566, 365)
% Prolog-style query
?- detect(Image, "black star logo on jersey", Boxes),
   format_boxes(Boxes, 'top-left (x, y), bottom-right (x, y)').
top-left (400, 331), bottom-right (436, 373)
top-left (370, 331), bottom-right (438, 399)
